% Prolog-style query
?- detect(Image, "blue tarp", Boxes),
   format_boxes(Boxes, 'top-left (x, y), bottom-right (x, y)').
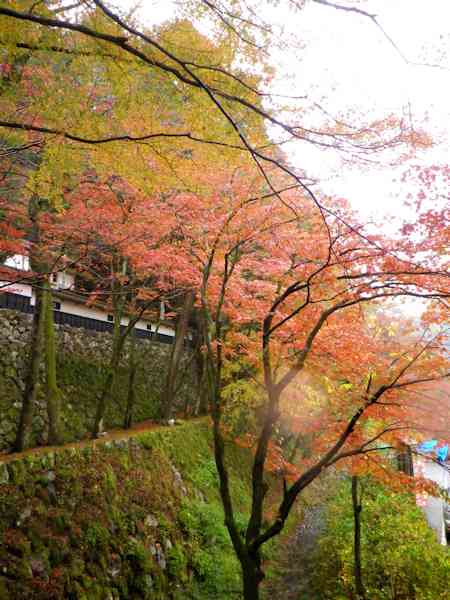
top-left (418, 440), bottom-right (438, 452)
top-left (436, 445), bottom-right (449, 462)
top-left (418, 440), bottom-right (449, 463)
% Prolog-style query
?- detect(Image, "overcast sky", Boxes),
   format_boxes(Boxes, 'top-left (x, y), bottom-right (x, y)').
top-left (284, 0), bottom-right (450, 222)
top-left (112, 0), bottom-right (449, 225)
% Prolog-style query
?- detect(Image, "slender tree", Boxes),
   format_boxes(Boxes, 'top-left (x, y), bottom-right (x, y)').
top-left (42, 279), bottom-right (63, 445)
top-left (162, 289), bottom-right (196, 421)
top-left (123, 323), bottom-right (137, 429)
top-left (190, 182), bottom-right (449, 599)
top-left (352, 475), bottom-right (366, 600)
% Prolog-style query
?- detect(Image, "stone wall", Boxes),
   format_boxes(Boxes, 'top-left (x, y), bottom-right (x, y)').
top-left (0, 421), bottom-right (252, 599)
top-left (0, 310), bottom-right (196, 451)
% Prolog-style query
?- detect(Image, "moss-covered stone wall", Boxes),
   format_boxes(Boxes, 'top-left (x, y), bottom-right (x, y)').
top-left (0, 310), bottom-right (196, 451)
top-left (0, 421), bottom-right (256, 600)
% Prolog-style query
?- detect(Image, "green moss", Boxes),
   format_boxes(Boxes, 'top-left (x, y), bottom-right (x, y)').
top-left (0, 577), bottom-right (10, 600)
top-left (7, 460), bottom-right (27, 485)
top-left (124, 537), bottom-right (153, 573)
top-left (167, 542), bottom-right (188, 582)
top-left (53, 513), bottom-right (69, 534)
top-left (103, 464), bottom-right (117, 499)
top-left (84, 523), bottom-right (110, 549)
top-left (69, 557), bottom-right (85, 578)
top-left (118, 452), bottom-right (130, 471)
top-left (0, 420), bottom-right (285, 599)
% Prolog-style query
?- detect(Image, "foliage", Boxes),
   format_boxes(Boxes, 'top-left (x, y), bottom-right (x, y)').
top-left (313, 479), bottom-right (450, 600)
top-left (221, 358), bottom-right (264, 437)
top-left (179, 499), bottom-right (243, 597)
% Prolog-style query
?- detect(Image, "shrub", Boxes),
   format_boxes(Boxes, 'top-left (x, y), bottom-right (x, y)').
top-left (313, 480), bottom-right (450, 600)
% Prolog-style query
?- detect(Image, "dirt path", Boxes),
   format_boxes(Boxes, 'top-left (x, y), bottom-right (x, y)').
top-left (264, 505), bottom-right (325, 600)
top-left (0, 418), bottom-right (204, 465)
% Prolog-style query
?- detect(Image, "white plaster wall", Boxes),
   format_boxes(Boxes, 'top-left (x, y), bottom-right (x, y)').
top-left (1, 278), bottom-right (175, 337)
top-left (423, 497), bottom-right (446, 545)
top-left (54, 271), bottom-right (75, 290)
top-left (0, 281), bottom-right (32, 297)
top-left (423, 461), bottom-right (450, 489)
top-left (119, 315), bottom-right (175, 337)
top-left (53, 299), bottom-right (175, 337)
top-left (57, 298), bottom-right (114, 322)
top-left (414, 456), bottom-right (449, 546)
top-left (4, 254), bottom-right (29, 271)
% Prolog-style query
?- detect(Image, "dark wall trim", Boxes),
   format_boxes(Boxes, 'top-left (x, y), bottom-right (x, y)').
top-left (0, 290), bottom-right (33, 313)
top-left (397, 446), bottom-right (414, 477)
top-left (0, 292), bottom-right (174, 345)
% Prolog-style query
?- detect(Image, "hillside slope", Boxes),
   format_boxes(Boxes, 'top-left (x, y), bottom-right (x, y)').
top-left (0, 420), bottom-right (260, 599)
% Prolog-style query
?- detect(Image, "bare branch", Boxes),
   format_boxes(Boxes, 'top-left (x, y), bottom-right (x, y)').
top-left (312, 0), bottom-right (450, 71)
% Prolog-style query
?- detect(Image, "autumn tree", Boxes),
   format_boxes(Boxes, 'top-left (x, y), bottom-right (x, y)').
top-left (0, 0), bottom-right (276, 439)
top-left (184, 179), bottom-right (449, 598)
top-left (54, 175), bottom-right (197, 434)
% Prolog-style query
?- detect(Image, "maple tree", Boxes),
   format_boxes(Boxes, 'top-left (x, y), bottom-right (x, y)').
top-left (189, 180), bottom-right (449, 597)
top-left (53, 174), bottom-right (202, 434)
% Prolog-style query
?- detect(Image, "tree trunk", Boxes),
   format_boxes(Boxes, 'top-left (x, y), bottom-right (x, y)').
top-left (183, 384), bottom-right (191, 419)
top-left (123, 325), bottom-right (136, 429)
top-left (13, 196), bottom-right (45, 452)
top-left (242, 557), bottom-right (264, 600)
top-left (13, 285), bottom-right (44, 452)
top-left (162, 290), bottom-right (195, 420)
top-left (192, 319), bottom-right (209, 415)
top-left (352, 475), bottom-right (366, 600)
top-left (92, 258), bottom-right (128, 438)
top-left (42, 281), bottom-right (63, 445)
top-left (92, 326), bottom-right (125, 437)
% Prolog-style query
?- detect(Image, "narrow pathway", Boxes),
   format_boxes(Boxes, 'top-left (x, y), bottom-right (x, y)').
top-left (265, 505), bottom-right (325, 600)
top-left (0, 417), bottom-right (204, 465)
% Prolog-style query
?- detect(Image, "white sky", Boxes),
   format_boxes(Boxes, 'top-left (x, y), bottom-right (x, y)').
top-left (112, 0), bottom-right (449, 226)
top-left (282, 0), bottom-right (450, 224)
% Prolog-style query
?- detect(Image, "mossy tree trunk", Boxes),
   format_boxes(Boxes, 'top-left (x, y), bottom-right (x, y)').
top-left (123, 324), bottom-right (136, 429)
top-left (13, 284), bottom-right (44, 452)
top-left (13, 197), bottom-right (45, 452)
top-left (162, 290), bottom-right (195, 420)
top-left (92, 257), bottom-right (149, 437)
top-left (352, 475), bottom-right (366, 600)
top-left (206, 347), bottom-right (265, 600)
top-left (42, 280), bottom-right (63, 445)
top-left (92, 290), bottom-right (126, 437)
top-left (192, 317), bottom-right (209, 416)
